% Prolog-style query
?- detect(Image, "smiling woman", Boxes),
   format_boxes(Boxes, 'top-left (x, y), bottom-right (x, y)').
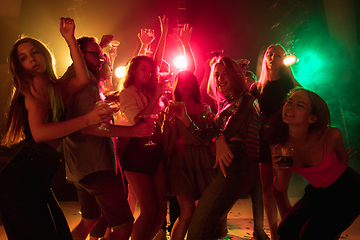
top-left (265, 87), bottom-right (360, 239)
top-left (174, 56), bottom-right (261, 239)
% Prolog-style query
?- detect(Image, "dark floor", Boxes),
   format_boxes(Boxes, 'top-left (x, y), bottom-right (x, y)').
top-left (1, 198), bottom-right (359, 240)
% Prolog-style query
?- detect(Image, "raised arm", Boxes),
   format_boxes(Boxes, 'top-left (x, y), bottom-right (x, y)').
top-left (137, 29), bottom-right (155, 56)
top-left (58, 17), bottom-right (90, 96)
top-left (176, 23), bottom-right (196, 73)
top-left (99, 34), bottom-right (114, 49)
top-left (153, 15), bottom-right (169, 68)
top-left (100, 35), bottom-right (117, 94)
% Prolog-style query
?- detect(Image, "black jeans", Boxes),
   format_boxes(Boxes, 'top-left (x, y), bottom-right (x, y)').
top-left (0, 143), bottom-right (72, 240)
top-left (278, 167), bottom-right (360, 240)
top-left (187, 141), bottom-right (254, 240)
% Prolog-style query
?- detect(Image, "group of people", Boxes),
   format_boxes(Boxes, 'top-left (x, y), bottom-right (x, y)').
top-left (0, 15), bottom-right (359, 240)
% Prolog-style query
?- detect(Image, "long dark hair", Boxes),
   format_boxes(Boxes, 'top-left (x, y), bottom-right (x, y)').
top-left (1, 36), bottom-right (63, 147)
top-left (264, 87), bottom-right (330, 144)
top-left (173, 70), bottom-right (203, 104)
top-left (119, 55), bottom-right (158, 96)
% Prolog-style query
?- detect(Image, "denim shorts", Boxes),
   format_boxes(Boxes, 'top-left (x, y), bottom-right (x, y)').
top-left (75, 170), bottom-right (134, 230)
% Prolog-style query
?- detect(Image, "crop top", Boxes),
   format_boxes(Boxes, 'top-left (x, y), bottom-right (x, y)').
top-left (249, 76), bottom-right (294, 120)
top-left (18, 94), bottom-right (65, 142)
top-left (18, 94), bottom-right (34, 142)
top-left (187, 91), bottom-right (261, 161)
top-left (289, 139), bottom-right (347, 188)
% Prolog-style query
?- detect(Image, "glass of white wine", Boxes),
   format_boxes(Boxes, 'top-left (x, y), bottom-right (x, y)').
top-left (139, 114), bottom-right (158, 146)
top-left (95, 100), bottom-right (120, 131)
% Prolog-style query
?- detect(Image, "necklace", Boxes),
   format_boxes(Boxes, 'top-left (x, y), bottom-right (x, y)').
top-left (225, 93), bottom-right (235, 101)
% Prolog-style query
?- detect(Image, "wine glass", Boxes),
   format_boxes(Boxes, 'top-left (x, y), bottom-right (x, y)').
top-left (95, 100), bottom-right (120, 131)
top-left (109, 40), bottom-right (120, 48)
top-left (273, 145), bottom-right (294, 167)
top-left (144, 28), bottom-right (155, 55)
top-left (108, 40), bottom-right (120, 61)
top-left (168, 100), bottom-right (184, 116)
top-left (139, 114), bottom-right (158, 146)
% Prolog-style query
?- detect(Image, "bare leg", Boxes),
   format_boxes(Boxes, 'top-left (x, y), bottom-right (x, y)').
top-left (170, 195), bottom-right (196, 240)
top-left (272, 186), bottom-right (291, 219)
top-left (127, 184), bottom-right (137, 214)
top-left (250, 162), bottom-right (270, 239)
top-left (72, 219), bottom-right (98, 240)
top-left (125, 163), bottom-right (167, 240)
top-left (260, 163), bottom-right (279, 240)
top-left (147, 163), bottom-right (168, 239)
top-left (109, 222), bottom-right (132, 240)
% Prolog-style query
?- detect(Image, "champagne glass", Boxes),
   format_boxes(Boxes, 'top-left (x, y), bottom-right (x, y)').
top-left (95, 100), bottom-right (120, 131)
top-left (168, 100), bottom-right (184, 116)
top-left (109, 40), bottom-right (120, 48)
top-left (144, 28), bottom-right (154, 55)
top-left (108, 40), bottom-right (120, 63)
top-left (273, 145), bottom-right (294, 167)
top-left (139, 114), bottom-right (158, 146)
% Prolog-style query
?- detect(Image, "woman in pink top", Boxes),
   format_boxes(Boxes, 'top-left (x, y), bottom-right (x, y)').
top-left (265, 87), bottom-right (359, 239)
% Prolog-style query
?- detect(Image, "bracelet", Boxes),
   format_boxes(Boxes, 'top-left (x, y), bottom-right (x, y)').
top-left (215, 133), bottom-right (224, 140)
top-left (68, 43), bottom-right (80, 47)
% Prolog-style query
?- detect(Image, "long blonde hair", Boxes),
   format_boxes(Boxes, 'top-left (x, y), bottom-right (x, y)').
top-left (257, 44), bottom-right (299, 93)
top-left (207, 56), bottom-right (247, 112)
top-left (1, 36), bottom-right (64, 147)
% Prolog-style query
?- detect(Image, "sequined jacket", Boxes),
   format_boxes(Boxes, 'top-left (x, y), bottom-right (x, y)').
top-left (188, 92), bottom-right (259, 143)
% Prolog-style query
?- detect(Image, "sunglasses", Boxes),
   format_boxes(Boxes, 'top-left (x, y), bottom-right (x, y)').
top-left (83, 51), bottom-right (105, 61)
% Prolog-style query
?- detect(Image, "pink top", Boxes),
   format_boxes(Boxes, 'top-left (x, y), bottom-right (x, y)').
top-left (289, 139), bottom-right (346, 188)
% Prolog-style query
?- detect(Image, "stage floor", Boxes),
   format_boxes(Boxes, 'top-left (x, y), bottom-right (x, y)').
top-left (0, 198), bottom-right (359, 239)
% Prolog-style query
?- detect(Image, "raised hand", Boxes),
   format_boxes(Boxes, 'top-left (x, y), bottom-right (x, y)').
top-left (158, 15), bottom-right (169, 35)
top-left (60, 17), bottom-right (76, 44)
top-left (176, 23), bottom-right (193, 45)
top-left (138, 29), bottom-right (155, 46)
top-left (100, 34), bottom-right (115, 48)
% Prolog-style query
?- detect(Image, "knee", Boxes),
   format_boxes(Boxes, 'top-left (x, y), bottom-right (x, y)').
top-left (142, 204), bottom-right (158, 218)
top-left (262, 186), bottom-right (274, 201)
top-left (178, 212), bottom-right (194, 226)
top-left (272, 186), bottom-right (287, 198)
top-left (78, 218), bottom-right (98, 231)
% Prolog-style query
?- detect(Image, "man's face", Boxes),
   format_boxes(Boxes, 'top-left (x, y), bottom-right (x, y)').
top-left (82, 41), bottom-right (105, 76)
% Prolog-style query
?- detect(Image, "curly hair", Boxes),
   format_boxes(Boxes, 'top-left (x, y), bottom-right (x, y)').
top-left (119, 55), bottom-right (158, 96)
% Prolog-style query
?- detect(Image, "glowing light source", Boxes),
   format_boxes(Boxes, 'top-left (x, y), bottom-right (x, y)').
top-left (115, 66), bottom-right (126, 78)
top-left (284, 55), bottom-right (297, 66)
top-left (173, 56), bottom-right (187, 69)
